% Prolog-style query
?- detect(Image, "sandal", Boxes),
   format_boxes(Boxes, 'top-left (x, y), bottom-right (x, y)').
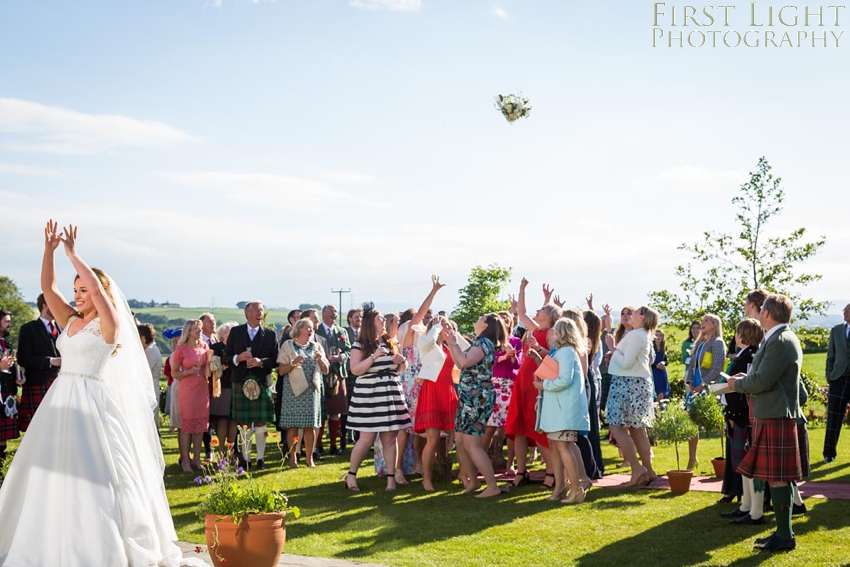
top-left (343, 471), bottom-right (360, 492)
top-left (512, 470), bottom-right (531, 487)
top-left (541, 473), bottom-right (556, 490)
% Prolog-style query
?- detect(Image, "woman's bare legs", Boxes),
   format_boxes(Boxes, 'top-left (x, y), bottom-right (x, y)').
top-left (347, 431), bottom-right (378, 491)
top-left (395, 430), bottom-right (410, 484)
top-left (421, 428), bottom-right (442, 491)
top-left (610, 425), bottom-right (646, 484)
top-left (380, 431), bottom-right (400, 491)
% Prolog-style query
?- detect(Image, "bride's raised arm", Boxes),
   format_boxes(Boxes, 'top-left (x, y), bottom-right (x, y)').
top-left (41, 220), bottom-right (77, 329)
top-left (62, 224), bottom-right (119, 344)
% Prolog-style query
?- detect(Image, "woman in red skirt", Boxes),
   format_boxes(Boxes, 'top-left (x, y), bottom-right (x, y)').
top-left (505, 278), bottom-right (562, 488)
top-left (728, 294), bottom-right (804, 553)
top-left (414, 315), bottom-right (458, 491)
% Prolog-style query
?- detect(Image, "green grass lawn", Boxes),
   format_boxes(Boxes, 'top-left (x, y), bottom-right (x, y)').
top-left (165, 424), bottom-right (850, 567)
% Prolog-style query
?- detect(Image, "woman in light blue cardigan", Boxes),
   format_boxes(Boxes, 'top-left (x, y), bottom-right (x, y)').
top-left (533, 318), bottom-right (591, 504)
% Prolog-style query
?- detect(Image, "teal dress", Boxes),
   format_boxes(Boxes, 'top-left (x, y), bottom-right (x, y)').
top-left (454, 337), bottom-right (495, 436)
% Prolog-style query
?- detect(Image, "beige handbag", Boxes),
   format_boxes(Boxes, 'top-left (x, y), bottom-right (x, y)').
top-left (281, 340), bottom-right (316, 397)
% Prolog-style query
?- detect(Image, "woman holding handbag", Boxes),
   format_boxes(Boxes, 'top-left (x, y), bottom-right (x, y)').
top-left (277, 319), bottom-right (330, 468)
top-left (684, 313), bottom-right (727, 470)
top-left (532, 318), bottom-right (590, 504)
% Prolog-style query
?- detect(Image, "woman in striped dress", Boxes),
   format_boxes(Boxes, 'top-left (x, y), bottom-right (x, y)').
top-left (345, 303), bottom-right (411, 492)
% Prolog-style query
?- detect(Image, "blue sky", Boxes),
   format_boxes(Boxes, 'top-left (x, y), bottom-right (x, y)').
top-left (1, 0), bottom-right (847, 315)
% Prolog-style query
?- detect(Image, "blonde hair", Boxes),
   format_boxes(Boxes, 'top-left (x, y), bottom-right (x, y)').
top-left (695, 313), bottom-right (722, 348)
top-left (553, 318), bottom-right (586, 354)
top-left (539, 304), bottom-right (563, 329)
top-left (73, 267), bottom-right (116, 315)
top-left (561, 308), bottom-right (588, 342)
top-left (177, 319), bottom-right (202, 347)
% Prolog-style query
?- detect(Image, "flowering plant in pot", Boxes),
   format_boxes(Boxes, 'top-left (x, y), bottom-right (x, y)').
top-left (196, 444), bottom-right (301, 567)
top-left (689, 392), bottom-right (726, 478)
top-left (654, 399), bottom-right (699, 494)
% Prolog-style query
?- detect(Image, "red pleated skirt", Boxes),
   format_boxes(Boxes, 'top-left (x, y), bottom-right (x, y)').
top-left (414, 347), bottom-right (458, 433)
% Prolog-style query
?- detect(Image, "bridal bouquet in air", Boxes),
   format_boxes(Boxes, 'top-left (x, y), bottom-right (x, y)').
top-left (494, 94), bottom-right (531, 123)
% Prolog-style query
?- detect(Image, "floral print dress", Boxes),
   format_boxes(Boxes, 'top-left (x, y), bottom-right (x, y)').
top-left (455, 337), bottom-right (496, 436)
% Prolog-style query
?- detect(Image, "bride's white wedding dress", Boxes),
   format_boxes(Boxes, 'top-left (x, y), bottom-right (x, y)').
top-left (0, 312), bottom-right (205, 567)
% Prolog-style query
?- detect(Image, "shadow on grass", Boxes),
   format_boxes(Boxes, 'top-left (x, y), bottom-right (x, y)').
top-left (574, 490), bottom-right (850, 567)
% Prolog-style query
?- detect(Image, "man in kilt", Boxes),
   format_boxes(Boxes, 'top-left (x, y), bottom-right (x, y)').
top-left (16, 294), bottom-right (61, 433)
top-left (0, 310), bottom-right (19, 461)
top-left (316, 305), bottom-right (351, 455)
top-left (728, 294), bottom-right (804, 553)
top-left (224, 301), bottom-right (279, 470)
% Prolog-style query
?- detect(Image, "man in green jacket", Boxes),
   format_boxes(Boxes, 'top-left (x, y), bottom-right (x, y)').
top-left (823, 303), bottom-right (850, 463)
top-left (728, 294), bottom-right (803, 553)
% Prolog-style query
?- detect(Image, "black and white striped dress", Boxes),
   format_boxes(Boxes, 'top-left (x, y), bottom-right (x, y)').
top-left (347, 341), bottom-right (412, 432)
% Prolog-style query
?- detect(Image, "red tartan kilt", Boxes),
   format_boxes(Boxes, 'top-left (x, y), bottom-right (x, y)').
top-left (737, 417), bottom-right (802, 483)
top-left (0, 381), bottom-right (19, 442)
top-left (18, 377), bottom-right (56, 432)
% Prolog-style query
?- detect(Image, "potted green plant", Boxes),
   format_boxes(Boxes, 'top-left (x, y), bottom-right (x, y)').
top-left (654, 399), bottom-right (699, 494)
top-left (689, 392), bottom-right (726, 478)
top-left (196, 443), bottom-right (301, 567)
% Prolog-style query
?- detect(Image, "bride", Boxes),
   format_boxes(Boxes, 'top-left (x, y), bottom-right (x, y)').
top-left (0, 221), bottom-right (205, 566)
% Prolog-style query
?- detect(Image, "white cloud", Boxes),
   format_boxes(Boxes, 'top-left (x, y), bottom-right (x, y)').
top-left (160, 170), bottom-right (383, 208)
top-left (323, 171), bottom-right (376, 183)
top-left (493, 6), bottom-right (508, 19)
top-left (0, 98), bottom-right (194, 155)
top-left (659, 166), bottom-right (747, 183)
top-left (349, 0), bottom-right (421, 11)
top-left (0, 163), bottom-right (64, 177)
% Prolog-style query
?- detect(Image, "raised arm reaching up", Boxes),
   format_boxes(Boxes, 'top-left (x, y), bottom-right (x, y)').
top-left (41, 220), bottom-right (78, 329)
top-left (62, 224), bottom-right (119, 345)
top-left (402, 275), bottom-right (446, 348)
top-left (517, 278), bottom-right (538, 332)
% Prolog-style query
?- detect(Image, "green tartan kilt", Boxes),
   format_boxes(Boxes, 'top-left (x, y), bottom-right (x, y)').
top-left (231, 379), bottom-right (275, 424)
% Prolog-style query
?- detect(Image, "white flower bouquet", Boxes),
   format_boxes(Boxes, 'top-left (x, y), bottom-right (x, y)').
top-left (494, 94), bottom-right (531, 123)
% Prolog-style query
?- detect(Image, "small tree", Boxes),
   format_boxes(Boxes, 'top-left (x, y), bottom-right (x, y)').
top-left (650, 157), bottom-right (828, 340)
top-left (0, 277), bottom-right (37, 344)
top-left (451, 264), bottom-right (511, 334)
top-left (689, 393), bottom-right (726, 458)
top-left (654, 399), bottom-right (699, 471)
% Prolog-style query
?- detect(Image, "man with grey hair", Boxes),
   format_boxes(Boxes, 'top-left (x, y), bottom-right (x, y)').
top-left (316, 304), bottom-right (351, 454)
top-left (224, 301), bottom-right (279, 470)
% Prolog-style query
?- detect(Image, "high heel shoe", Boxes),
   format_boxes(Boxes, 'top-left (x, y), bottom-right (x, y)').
top-left (540, 473), bottom-right (555, 490)
top-left (512, 470), bottom-right (531, 487)
top-left (561, 487), bottom-right (587, 505)
top-left (343, 471), bottom-right (360, 492)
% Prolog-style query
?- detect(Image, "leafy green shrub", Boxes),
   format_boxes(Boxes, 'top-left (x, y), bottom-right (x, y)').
top-left (689, 392), bottom-right (726, 458)
top-left (654, 399), bottom-right (699, 471)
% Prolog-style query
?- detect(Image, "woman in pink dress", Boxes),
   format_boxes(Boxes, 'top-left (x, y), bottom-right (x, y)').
top-left (481, 311), bottom-right (522, 474)
top-left (172, 319), bottom-right (212, 471)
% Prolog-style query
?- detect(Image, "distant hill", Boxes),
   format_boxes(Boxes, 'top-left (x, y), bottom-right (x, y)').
top-left (799, 299), bottom-right (848, 328)
top-left (133, 307), bottom-right (292, 329)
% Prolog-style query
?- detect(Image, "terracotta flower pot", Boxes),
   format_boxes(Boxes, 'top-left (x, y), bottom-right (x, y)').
top-left (205, 512), bottom-right (286, 567)
top-left (666, 470), bottom-right (694, 494)
top-left (711, 457), bottom-right (726, 479)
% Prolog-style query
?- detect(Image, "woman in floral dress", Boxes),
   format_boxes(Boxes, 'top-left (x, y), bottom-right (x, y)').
top-left (445, 313), bottom-right (507, 498)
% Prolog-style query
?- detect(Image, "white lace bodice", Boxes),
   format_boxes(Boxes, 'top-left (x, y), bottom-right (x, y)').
top-left (56, 317), bottom-right (117, 381)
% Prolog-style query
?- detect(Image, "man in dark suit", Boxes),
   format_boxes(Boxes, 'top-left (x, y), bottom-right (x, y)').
top-left (344, 307), bottom-right (362, 445)
top-left (728, 294), bottom-right (804, 553)
top-left (224, 301), bottom-right (279, 470)
top-left (316, 305), bottom-right (351, 454)
top-left (823, 303), bottom-right (850, 463)
top-left (0, 310), bottom-right (20, 460)
top-left (16, 294), bottom-right (61, 432)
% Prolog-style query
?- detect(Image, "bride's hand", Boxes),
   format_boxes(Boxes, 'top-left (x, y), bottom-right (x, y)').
top-left (62, 225), bottom-right (78, 256)
top-left (44, 220), bottom-right (62, 251)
